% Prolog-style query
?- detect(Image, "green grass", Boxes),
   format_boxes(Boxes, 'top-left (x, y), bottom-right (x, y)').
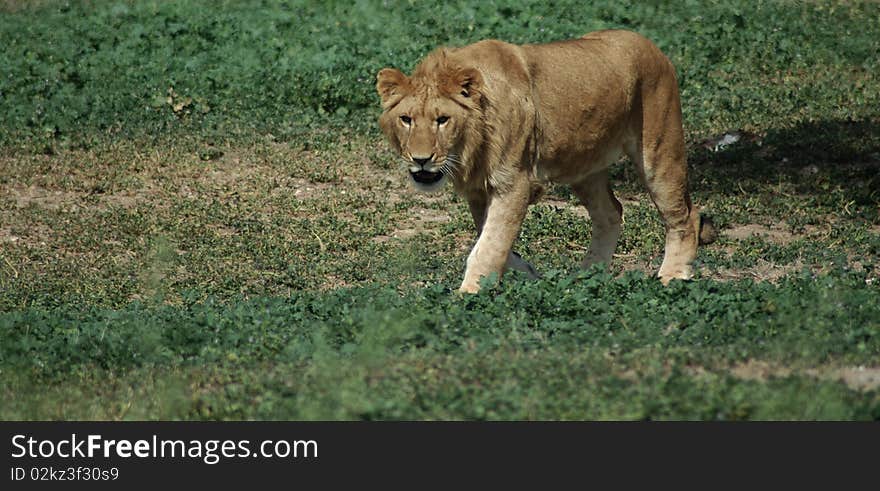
top-left (2, 0), bottom-right (878, 149)
top-left (3, 270), bottom-right (879, 419)
top-left (1, 0), bottom-right (879, 420)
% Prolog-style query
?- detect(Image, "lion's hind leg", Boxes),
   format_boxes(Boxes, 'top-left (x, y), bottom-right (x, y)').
top-left (627, 139), bottom-right (699, 284)
top-left (572, 170), bottom-right (623, 271)
top-left (630, 65), bottom-right (699, 284)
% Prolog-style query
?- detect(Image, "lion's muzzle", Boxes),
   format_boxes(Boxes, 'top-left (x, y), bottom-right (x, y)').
top-left (410, 170), bottom-right (444, 185)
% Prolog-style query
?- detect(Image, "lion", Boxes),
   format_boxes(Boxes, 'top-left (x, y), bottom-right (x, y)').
top-left (376, 30), bottom-right (715, 293)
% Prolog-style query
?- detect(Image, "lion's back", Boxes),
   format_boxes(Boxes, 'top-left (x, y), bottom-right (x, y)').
top-left (523, 30), bottom-right (671, 95)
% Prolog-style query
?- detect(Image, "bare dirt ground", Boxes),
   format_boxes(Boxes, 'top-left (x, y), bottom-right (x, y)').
top-left (2, 140), bottom-right (877, 395)
top-left (730, 360), bottom-right (880, 392)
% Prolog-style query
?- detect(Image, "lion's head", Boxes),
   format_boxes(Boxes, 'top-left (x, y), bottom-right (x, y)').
top-left (376, 49), bottom-right (484, 192)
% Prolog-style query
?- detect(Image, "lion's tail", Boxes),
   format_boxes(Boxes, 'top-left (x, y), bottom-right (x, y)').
top-left (698, 214), bottom-right (718, 246)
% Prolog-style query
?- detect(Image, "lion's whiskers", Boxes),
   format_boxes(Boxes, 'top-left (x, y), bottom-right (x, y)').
top-left (441, 161), bottom-right (460, 180)
top-left (441, 154), bottom-right (464, 180)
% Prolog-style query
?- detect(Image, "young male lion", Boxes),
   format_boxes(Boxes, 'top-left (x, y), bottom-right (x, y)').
top-left (376, 30), bottom-right (714, 293)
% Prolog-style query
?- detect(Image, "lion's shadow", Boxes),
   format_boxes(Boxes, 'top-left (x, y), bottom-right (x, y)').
top-left (688, 118), bottom-right (880, 208)
top-left (549, 118), bottom-right (880, 211)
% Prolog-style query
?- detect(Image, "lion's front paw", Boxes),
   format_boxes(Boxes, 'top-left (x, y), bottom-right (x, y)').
top-left (657, 264), bottom-right (694, 285)
top-left (457, 282), bottom-right (481, 294)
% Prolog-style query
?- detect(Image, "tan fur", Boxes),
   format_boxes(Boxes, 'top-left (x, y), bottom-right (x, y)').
top-left (376, 30), bottom-right (713, 293)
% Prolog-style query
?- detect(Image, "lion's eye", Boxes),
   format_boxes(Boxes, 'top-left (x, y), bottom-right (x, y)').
top-left (436, 116), bottom-right (449, 125)
top-left (400, 115), bottom-right (412, 125)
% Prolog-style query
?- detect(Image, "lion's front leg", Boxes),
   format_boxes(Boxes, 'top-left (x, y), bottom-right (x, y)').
top-left (466, 190), bottom-right (539, 285)
top-left (459, 176), bottom-right (532, 293)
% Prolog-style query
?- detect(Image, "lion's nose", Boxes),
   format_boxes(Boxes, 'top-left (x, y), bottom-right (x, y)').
top-left (412, 155), bottom-right (434, 167)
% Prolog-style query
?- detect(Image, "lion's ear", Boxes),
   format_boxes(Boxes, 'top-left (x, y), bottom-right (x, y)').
top-left (453, 67), bottom-right (483, 102)
top-left (376, 68), bottom-right (410, 108)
